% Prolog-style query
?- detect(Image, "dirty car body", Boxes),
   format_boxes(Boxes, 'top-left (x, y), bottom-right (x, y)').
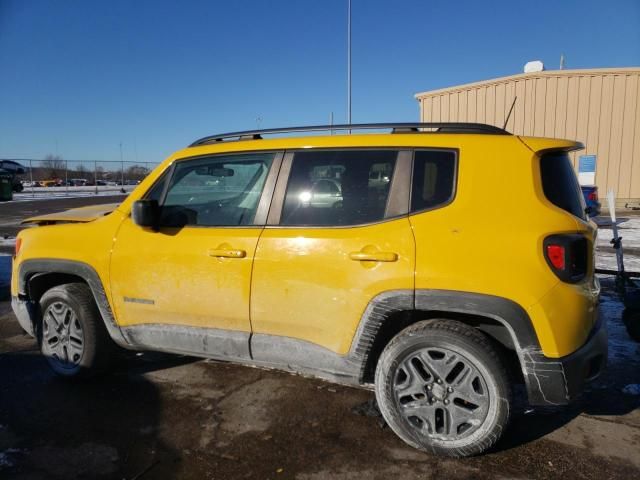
top-left (11, 123), bottom-right (606, 457)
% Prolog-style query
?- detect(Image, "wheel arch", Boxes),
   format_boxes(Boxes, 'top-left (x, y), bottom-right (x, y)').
top-left (354, 290), bottom-right (540, 391)
top-left (17, 259), bottom-right (130, 348)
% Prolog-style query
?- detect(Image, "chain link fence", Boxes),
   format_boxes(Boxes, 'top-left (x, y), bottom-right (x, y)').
top-left (4, 159), bottom-right (161, 199)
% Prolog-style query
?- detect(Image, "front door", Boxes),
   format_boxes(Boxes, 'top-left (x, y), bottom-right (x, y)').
top-left (250, 149), bottom-right (415, 358)
top-left (110, 151), bottom-right (281, 358)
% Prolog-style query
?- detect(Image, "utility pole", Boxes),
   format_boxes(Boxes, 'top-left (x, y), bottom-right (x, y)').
top-left (347, 0), bottom-right (352, 131)
top-left (119, 142), bottom-right (124, 187)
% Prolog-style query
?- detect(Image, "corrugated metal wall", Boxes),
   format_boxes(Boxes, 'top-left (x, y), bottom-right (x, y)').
top-left (416, 68), bottom-right (640, 203)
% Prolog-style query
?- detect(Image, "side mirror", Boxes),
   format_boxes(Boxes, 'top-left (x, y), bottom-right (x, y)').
top-left (132, 199), bottom-right (160, 228)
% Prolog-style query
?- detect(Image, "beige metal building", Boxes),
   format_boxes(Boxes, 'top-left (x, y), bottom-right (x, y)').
top-left (415, 67), bottom-right (640, 207)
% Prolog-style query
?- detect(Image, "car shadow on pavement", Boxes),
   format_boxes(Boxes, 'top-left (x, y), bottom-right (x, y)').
top-left (0, 346), bottom-right (196, 479)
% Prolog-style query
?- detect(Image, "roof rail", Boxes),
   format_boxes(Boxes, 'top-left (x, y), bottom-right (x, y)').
top-left (189, 122), bottom-right (510, 147)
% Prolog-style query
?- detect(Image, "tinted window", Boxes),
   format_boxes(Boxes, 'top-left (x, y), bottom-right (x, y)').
top-left (144, 170), bottom-right (169, 201)
top-left (281, 150), bottom-right (397, 226)
top-left (411, 150), bottom-right (456, 212)
top-left (159, 153), bottom-right (274, 227)
top-left (540, 152), bottom-right (586, 220)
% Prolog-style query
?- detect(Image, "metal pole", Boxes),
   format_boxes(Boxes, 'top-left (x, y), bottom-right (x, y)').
top-left (29, 159), bottom-right (34, 197)
top-left (120, 142), bottom-right (124, 188)
top-left (65, 160), bottom-right (68, 195)
top-left (347, 0), bottom-right (352, 131)
top-left (94, 161), bottom-right (98, 195)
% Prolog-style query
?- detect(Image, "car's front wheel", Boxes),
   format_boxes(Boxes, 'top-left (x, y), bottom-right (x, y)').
top-left (375, 319), bottom-right (511, 457)
top-left (38, 283), bottom-right (114, 377)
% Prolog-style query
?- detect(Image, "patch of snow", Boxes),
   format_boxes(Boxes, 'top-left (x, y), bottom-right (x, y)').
top-left (0, 453), bottom-right (13, 468)
top-left (0, 237), bottom-right (16, 247)
top-left (595, 216), bottom-right (640, 272)
top-left (622, 384), bottom-right (640, 395)
top-left (12, 186), bottom-right (134, 202)
top-left (597, 278), bottom-right (640, 367)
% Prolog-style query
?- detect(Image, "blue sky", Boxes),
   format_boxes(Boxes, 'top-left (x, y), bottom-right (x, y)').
top-left (1, 0), bottom-right (639, 163)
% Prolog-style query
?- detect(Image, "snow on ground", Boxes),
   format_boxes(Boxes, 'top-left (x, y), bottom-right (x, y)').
top-left (595, 216), bottom-right (640, 272)
top-left (598, 277), bottom-right (640, 362)
top-left (0, 238), bottom-right (16, 248)
top-left (12, 186), bottom-right (134, 202)
top-left (622, 384), bottom-right (640, 395)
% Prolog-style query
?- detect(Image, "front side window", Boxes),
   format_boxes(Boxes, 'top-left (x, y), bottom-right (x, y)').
top-left (144, 170), bottom-right (169, 201)
top-left (411, 150), bottom-right (457, 212)
top-left (159, 152), bottom-right (275, 227)
top-left (281, 150), bottom-right (397, 226)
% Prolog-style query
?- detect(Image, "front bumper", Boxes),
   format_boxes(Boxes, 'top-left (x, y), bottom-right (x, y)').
top-left (11, 295), bottom-right (37, 337)
top-left (523, 313), bottom-right (607, 406)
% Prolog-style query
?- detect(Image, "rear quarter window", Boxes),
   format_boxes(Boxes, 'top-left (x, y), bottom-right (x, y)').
top-left (410, 150), bottom-right (457, 213)
top-left (540, 152), bottom-right (586, 220)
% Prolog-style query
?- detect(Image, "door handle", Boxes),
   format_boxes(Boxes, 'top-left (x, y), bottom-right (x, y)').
top-left (208, 248), bottom-right (246, 258)
top-left (349, 251), bottom-right (398, 262)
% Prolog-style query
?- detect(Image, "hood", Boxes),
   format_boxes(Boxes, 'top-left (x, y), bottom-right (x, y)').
top-left (22, 203), bottom-right (120, 225)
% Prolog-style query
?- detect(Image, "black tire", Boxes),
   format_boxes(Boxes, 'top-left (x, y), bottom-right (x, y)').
top-left (37, 283), bottom-right (114, 378)
top-left (374, 319), bottom-right (511, 457)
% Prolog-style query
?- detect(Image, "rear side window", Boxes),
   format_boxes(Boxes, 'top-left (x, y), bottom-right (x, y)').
top-left (411, 150), bottom-right (457, 212)
top-left (540, 152), bottom-right (586, 220)
top-left (280, 150), bottom-right (397, 226)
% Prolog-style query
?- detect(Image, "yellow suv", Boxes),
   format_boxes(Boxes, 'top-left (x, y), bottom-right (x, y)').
top-left (10, 123), bottom-right (606, 457)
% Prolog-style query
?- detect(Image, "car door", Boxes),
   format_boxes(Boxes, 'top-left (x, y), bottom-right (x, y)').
top-left (250, 149), bottom-right (415, 360)
top-left (110, 151), bottom-right (281, 359)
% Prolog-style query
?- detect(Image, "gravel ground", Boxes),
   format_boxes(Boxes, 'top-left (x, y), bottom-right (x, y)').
top-left (0, 198), bottom-right (639, 479)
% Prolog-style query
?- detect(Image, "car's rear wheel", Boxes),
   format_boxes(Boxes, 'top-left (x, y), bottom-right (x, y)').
top-left (38, 283), bottom-right (113, 377)
top-left (375, 319), bottom-right (511, 457)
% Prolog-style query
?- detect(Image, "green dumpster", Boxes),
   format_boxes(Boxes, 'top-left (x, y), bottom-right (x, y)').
top-left (0, 172), bottom-right (13, 201)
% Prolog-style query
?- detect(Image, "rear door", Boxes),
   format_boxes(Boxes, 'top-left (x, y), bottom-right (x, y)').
top-left (250, 149), bottom-right (415, 358)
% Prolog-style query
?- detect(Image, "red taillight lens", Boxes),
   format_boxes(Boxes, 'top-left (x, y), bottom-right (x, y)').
top-left (588, 191), bottom-right (598, 201)
top-left (544, 234), bottom-right (588, 283)
top-left (15, 237), bottom-right (22, 256)
top-left (546, 244), bottom-right (565, 270)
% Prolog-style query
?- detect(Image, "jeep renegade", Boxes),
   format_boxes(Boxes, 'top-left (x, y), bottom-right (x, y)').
top-left (11, 123), bottom-right (607, 457)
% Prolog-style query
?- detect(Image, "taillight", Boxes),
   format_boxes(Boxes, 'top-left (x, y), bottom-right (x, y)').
top-left (546, 245), bottom-right (565, 270)
top-left (543, 234), bottom-right (588, 283)
top-left (588, 190), bottom-right (598, 201)
top-left (15, 237), bottom-right (22, 256)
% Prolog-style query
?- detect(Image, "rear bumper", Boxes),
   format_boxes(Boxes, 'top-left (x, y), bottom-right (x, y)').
top-left (11, 295), bottom-right (37, 337)
top-left (524, 313), bottom-right (607, 406)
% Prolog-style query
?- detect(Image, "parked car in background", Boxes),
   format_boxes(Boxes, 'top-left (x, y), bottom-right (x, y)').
top-left (0, 160), bottom-right (26, 192)
top-left (298, 178), bottom-right (343, 208)
top-left (41, 179), bottom-right (63, 187)
top-left (69, 178), bottom-right (88, 187)
top-left (22, 181), bottom-right (42, 188)
top-left (581, 185), bottom-right (601, 217)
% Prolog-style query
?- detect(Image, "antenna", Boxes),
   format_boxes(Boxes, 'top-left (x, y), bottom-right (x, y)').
top-left (503, 96), bottom-right (517, 130)
top-left (347, 0), bottom-right (352, 132)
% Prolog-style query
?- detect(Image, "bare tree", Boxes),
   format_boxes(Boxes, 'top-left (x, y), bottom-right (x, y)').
top-left (126, 164), bottom-right (151, 181)
top-left (76, 164), bottom-right (88, 178)
top-left (42, 154), bottom-right (65, 179)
